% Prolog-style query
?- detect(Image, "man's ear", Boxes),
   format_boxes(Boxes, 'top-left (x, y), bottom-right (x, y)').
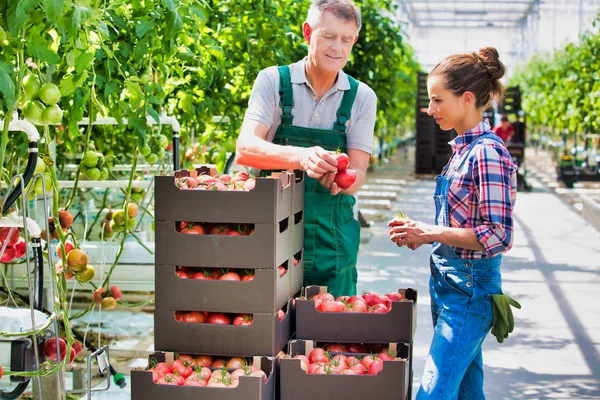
top-left (303, 22), bottom-right (312, 44)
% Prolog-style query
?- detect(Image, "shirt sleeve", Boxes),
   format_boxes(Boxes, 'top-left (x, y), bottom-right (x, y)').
top-left (471, 143), bottom-right (515, 256)
top-left (243, 68), bottom-right (278, 131)
top-left (346, 83), bottom-right (377, 154)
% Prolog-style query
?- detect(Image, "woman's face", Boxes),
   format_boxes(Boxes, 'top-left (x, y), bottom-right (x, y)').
top-left (426, 75), bottom-right (466, 132)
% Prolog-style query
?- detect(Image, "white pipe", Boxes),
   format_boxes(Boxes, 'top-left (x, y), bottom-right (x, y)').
top-left (0, 112), bottom-right (40, 142)
top-left (78, 116), bottom-right (181, 131)
top-left (0, 212), bottom-right (42, 237)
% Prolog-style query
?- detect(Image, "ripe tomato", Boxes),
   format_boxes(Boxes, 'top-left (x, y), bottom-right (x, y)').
top-left (361, 355), bottom-right (378, 369)
top-left (182, 311), bottom-right (206, 324)
top-left (334, 169), bottom-right (357, 189)
top-left (311, 293), bottom-right (334, 302)
top-left (184, 379), bottom-right (206, 386)
top-left (194, 355), bottom-right (213, 368)
top-left (209, 225), bottom-right (230, 235)
top-left (100, 296), bottom-right (117, 310)
top-left (345, 356), bottom-right (359, 367)
top-left (0, 227), bottom-right (20, 246)
top-left (344, 299), bottom-right (368, 313)
top-left (154, 362), bottom-right (172, 375)
top-left (56, 241), bottom-right (74, 259)
top-left (227, 230), bottom-right (243, 236)
top-left (349, 363), bottom-right (367, 374)
top-left (341, 369), bottom-right (356, 375)
top-left (233, 314), bottom-right (253, 326)
top-left (219, 271), bottom-right (241, 281)
top-left (44, 338), bottom-right (66, 361)
top-left (93, 288), bottom-right (107, 304)
top-left (151, 368), bottom-right (165, 383)
top-left (324, 344), bottom-right (348, 353)
top-left (181, 224), bottom-right (205, 234)
top-left (277, 266), bottom-right (287, 277)
top-left (207, 313), bottom-right (232, 325)
top-left (14, 238), bottom-right (26, 258)
top-left (171, 359), bottom-right (193, 378)
top-left (157, 373), bottom-right (179, 385)
top-left (293, 355), bottom-right (310, 371)
top-left (232, 171), bottom-right (249, 182)
top-left (192, 271), bottom-right (212, 280)
top-left (177, 354), bottom-right (195, 366)
top-left (211, 359), bottom-right (227, 369)
top-left (208, 269), bottom-right (221, 280)
top-left (335, 153), bottom-right (349, 171)
top-left (0, 246), bottom-right (16, 263)
top-left (277, 309), bottom-right (285, 321)
top-left (368, 360), bottom-right (384, 375)
top-left (308, 348), bottom-right (329, 364)
top-left (345, 343), bottom-right (368, 353)
top-left (369, 303), bottom-right (389, 313)
top-left (241, 270), bottom-right (255, 281)
top-left (320, 300), bottom-right (345, 312)
top-left (226, 357), bottom-right (247, 369)
top-left (109, 286), bottom-right (122, 301)
top-left (378, 350), bottom-right (395, 361)
top-left (386, 292), bottom-right (404, 302)
top-left (176, 270), bottom-right (190, 279)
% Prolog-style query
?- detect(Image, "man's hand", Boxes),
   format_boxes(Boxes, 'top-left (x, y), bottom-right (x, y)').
top-left (299, 146), bottom-right (338, 179)
top-left (318, 172), bottom-right (342, 195)
top-left (388, 218), bottom-right (436, 248)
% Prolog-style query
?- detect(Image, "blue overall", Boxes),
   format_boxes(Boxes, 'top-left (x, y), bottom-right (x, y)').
top-left (416, 133), bottom-right (504, 400)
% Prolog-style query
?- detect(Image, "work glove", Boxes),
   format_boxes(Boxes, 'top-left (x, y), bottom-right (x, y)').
top-left (490, 294), bottom-right (521, 343)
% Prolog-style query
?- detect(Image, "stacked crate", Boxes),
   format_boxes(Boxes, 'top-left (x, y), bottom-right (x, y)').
top-left (279, 286), bottom-right (418, 400)
top-left (132, 167), bottom-right (305, 399)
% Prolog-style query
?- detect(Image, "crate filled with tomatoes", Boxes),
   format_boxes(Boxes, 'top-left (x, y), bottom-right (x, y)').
top-left (154, 298), bottom-right (295, 357)
top-left (295, 286), bottom-right (417, 344)
top-left (277, 339), bottom-right (411, 400)
top-left (132, 352), bottom-right (275, 400)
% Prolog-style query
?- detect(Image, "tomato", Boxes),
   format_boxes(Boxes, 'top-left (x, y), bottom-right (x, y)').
top-left (181, 223), bottom-right (205, 234)
top-left (226, 357), bottom-right (247, 369)
top-left (293, 355), bottom-right (310, 371)
top-left (219, 271), bottom-right (241, 281)
top-left (76, 265), bottom-right (95, 283)
top-left (345, 356), bottom-right (359, 367)
top-left (83, 151), bottom-right (99, 168)
top-left (211, 359), bottom-right (227, 369)
top-left (334, 169), bottom-right (357, 189)
top-left (346, 343), bottom-right (368, 354)
top-left (94, 288), bottom-right (106, 304)
top-left (241, 270), bottom-right (255, 281)
top-left (277, 309), bottom-right (285, 321)
top-left (207, 313), bottom-right (232, 325)
top-left (183, 379), bottom-right (205, 386)
top-left (58, 210), bottom-right (74, 229)
top-left (227, 230), bottom-right (243, 236)
top-left (307, 364), bottom-right (322, 374)
top-left (243, 178), bottom-right (256, 191)
top-left (0, 227), bottom-right (20, 246)
top-left (386, 292), bottom-right (404, 302)
top-left (311, 293), bottom-right (334, 302)
top-left (341, 369), bottom-right (356, 375)
top-left (23, 74), bottom-right (41, 98)
top-left (320, 300), bottom-right (345, 313)
top-left (56, 241), bottom-right (74, 260)
top-left (44, 338), bottom-right (67, 361)
top-left (192, 271), bottom-right (212, 280)
top-left (38, 83), bottom-right (61, 105)
top-left (230, 368), bottom-right (247, 381)
top-left (110, 286), bottom-right (122, 300)
top-left (66, 249), bottom-right (88, 272)
top-left (232, 171), bottom-right (249, 182)
top-left (336, 296), bottom-right (350, 303)
top-left (369, 303), bottom-right (389, 313)
top-left (378, 351), bottom-right (395, 361)
top-left (145, 153), bottom-right (159, 163)
top-left (368, 360), bottom-right (384, 375)
top-left (151, 368), bottom-right (165, 383)
top-left (157, 373), bottom-right (179, 385)
top-left (343, 298), bottom-right (368, 313)
top-left (324, 344), bottom-right (348, 353)
top-left (1, 246), bottom-right (16, 263)
top-left (308, 348), bottom-right (329, 364)
top-left (328, 359), bottom-right (346, 374)
top-left (277, 266), bottom-right (286, 277)
top-left (171, 359), bottom-right (193, 378)
top-left (233, 314), bottom-right (253, 326)
top-left (43, 104), bottom-right (63, 124)
top-left (208, 269), bottom-right (221, 280)
top-left (209, 225), bottom-right (230, 235)
top-left (336, 153), bottom-right (349, 171)
top-left (101, 296), bottom-right (117, 310)
top-left (194, 355), bottom-right (213, 368)
top-left (154, 362), bottom-right (172, 375)
top-left (157, 134), bottom-right (169, 149)
top-left (349, 363), bottom-right (367, 374)
top-left (176, 270), bottom-right (190, 279)
top-left (191, 367), bottom-right (212, 381)
top-left (182, 311), bottom-right (206, 324)
top-left (360, 355), bottom-right (378, 369)
top-left (332, 354), bottom-right (347, 364)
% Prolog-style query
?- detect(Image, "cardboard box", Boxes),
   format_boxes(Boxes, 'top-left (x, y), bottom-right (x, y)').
top-left (291, 210), bottom-right (304, 254)
top-left (295, 286), bottom-right (417, 343)
top-left (278, 339), bottom-right (410, 400)
top-left (154, 299), bottom-right (295, 357)
top-left (155, 264), bottom-right (292, 314)
top-left (155, 169), bottom-right (303, 224)
top-left (131, 352), bottom-right (275, 400)
top-left (155, 218), bottom-right (301, 268)
top-left (291, 171), bottom-right (305, 215)
top-left (290, 251), bottom-right (304, 298)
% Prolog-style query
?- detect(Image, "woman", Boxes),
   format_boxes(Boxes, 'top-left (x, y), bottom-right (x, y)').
top-left (389, 47), bottom-right (517, 399)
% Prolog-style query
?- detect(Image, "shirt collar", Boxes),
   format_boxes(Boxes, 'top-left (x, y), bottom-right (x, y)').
top-left (449, 119), bottom-right (491, 151)
top-left (291, 57), bottom-right (350, 91)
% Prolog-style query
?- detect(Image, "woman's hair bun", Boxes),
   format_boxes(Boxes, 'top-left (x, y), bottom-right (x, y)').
top-left (478, 47), bottom-right (505, 80)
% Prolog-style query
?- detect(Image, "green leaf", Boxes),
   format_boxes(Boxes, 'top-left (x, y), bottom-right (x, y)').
top-left (146, 106), bottom-right (160, 125)
top-left (59, 75), bottom-right (76, 97)
top-left (70, 4), bottom-right (92, 35)
top-left (75, 51), bottom-right (93, 74)
top-left (190, 5), bottom-right (207, 22)
top-left (104, 81), bottom-right (119, 100)
top-left (135, 19), bottom-right (155, 38)
top-left (27, 38), bottom-right (61, 64)
top-left (0, 70), bottom-right (16, 106)
top-left (44, 0), bottom-right (64, 23)
top-left (8, 0), bottom-right (41, 35)
top-left (161, 0), bottom-right (175, 12)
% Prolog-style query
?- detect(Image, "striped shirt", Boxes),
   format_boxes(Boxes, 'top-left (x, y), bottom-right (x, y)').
top-left (444, 120), bottom-right (517, 259)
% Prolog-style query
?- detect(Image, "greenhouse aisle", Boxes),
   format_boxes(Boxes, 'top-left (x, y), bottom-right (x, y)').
top-left (356, 148), bottom-right (600, 399)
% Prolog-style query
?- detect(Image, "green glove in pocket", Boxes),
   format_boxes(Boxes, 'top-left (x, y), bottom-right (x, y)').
top-left (491, 294), bottom-right (521, 343)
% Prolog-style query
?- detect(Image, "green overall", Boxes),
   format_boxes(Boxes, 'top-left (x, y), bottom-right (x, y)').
top-left (272, 65), bottom-right (361, 298)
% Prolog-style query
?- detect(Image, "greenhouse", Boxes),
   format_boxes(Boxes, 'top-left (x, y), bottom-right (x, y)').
top-left (0, 0), bottom-right (599, 399)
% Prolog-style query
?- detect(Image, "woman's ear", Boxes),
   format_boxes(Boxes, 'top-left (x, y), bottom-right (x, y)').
top-left (462, 91), bottom-right (475, 107)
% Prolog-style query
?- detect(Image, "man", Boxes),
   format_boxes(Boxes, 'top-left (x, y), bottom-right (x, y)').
top-left (493, 115), bottom-right (514, 144)
top-left (236, 0), bottom-right (377, 297)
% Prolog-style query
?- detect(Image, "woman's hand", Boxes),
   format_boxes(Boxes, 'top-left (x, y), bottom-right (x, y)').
top-left (388, 217), bottom-right (436, 249)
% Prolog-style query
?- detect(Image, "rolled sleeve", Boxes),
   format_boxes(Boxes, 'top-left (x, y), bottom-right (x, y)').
top-left (243, 68), bottom-right (278, 130)
top-left (472, 144), bottom-right (515, 256)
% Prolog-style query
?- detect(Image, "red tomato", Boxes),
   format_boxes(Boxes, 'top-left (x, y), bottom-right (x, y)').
top-left (44, 338), bottom-right (67, 361)
top-left (209, 225), bottom-right (230, 235)
top-left (386, 292), bottom-right (404, 302)
top-left (328, 359), bottom-right (346, 374)
top-left (324, 344), bottom-right (348, 353)
top-left (0, 227), bottom-right (20, 246)
top-left (308, 348), bottom-right (329, 364)
top-left (211, 359), bottom-right (227, 369)
top-left (361, 355), bottom-right (378, 369)
top-left (157, 374), bottom-right (179, 385)
top-left (176, 354), bottom-right (195, 367)
top-left (207, 313), bottom-right (232, 325)
top-left (335, 153), bottom-right (349, 171)
top-left (227, 230), bottom-right (243, 236)
top-left (312, 293), bottom-right (334, 302)
top-left (176, 270), bottom-right (190, 279)
top-left (332, 354), bottom-right (347, 364)
top-left (56, 241), bottom-right (74, 259)
top-left (0, 246), bottom-right (16, 263)
top-left (368, 360), bottom-right (384, 375)
top-left (336, 296), bottom-right (350, 303)
top-left (171, 359), bottom-right (193, 378)
top-left (226, 357), bottom-right (247, 369)
top-left (344, 299), bottom-right (368, 313)
top-left (219, 271), bottom-right (241, 281)
top-left (345, 356), bottom-right (359, 367)
top-left (241, 270), bottom-right (255, 281)
top-left (151, 368), bottom-right (165, 383)
top-left (277, 266), bottom-right (286, 277)
top-left (93, 288), bottom-right (107, 304)
top-left (341, 369), bottom-right (357, 375)
top-left (334, 169), bottom-right (357, 189)
top-left (110, 285), bottom-right (122, 300)
top-left (349, 363), bottom-right (367, 375)
top-left (171, 373), bottom-right (186, 385)
top-left (192, 270), bottom-right (212, 280)
top-left (293, 355), bottom-right (310, 371)
top-left (307, 364), bottom-right (323, 374)
top-left (194, 355), bottom-right (213, 368)
top-left (0, 365), bottom-right (3, 379)
top-left (362, 292), bottom-right (379, 305)
top-left (378, 350), bottom-right (395, 361)
top-left (232, 171), bottom-right (249, 182)
top-left (184, 379), bottom-right (206, 386)
top-left (208, 269), bottom-right (221, 280)
top-left (233, 314), bottom-right (253, 326)
top-left (369, 303), bottom-right (389, 313)
top-left (14, 238), bottom-right (26, 258)
top-left (180, 224), bottom-right (205, 235)
top-left (154, 362), bottom-right (172, 375)
top-left (182, 311), bottom-right (206, 324)
top-left (277, 309), bottom-right (285, 321)
top-left (320, 300), bottom-right (345, 312)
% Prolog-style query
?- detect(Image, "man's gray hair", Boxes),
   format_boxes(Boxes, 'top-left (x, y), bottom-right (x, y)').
top-left (306, 0), bottom-right (362, 32)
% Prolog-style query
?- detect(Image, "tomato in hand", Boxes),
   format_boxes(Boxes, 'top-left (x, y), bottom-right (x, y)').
top-left (334, 169), bottom-right (357, 189)
top-left (336, 153), bottom-right (349, 171)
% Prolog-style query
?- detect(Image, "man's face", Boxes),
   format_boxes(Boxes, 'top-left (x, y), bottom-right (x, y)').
top-left (304, 10), bottom-right (359, 74)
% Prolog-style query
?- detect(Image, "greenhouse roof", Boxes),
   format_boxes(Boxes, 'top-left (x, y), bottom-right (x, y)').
top-left (402, 0), bottom-right (540, 29)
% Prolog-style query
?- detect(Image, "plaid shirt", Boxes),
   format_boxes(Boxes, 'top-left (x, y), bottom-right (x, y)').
top-left (444, 120), bottom-right (517, 259)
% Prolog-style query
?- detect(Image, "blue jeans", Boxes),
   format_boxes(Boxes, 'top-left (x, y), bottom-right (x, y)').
top-left (416, 243), bottom-right (502, 400)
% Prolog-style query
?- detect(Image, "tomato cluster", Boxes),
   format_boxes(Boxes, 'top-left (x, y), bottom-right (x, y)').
top-left (44, 337), bottom-right (83, 364)
top-left (55, 243), bottom-right (94, 284)
top-left (103, 203), bottom-right (140, 236)
top-left (93, 286), bottom-right (122, 310)
top-left (19, 74), bottom-right (63, 126)
top-left (174, 308), bottom-right (285, 325)
top-left (175, 265), bottom-right (288, 280)
top-left (40, 211), bottom-right (72, 241)
top-left (175, 171), bottom-right (255, 191)
top-left (310, 291), bottom-right (405, 314)
top-left (140, 133), bottom-right (169, 164)
top-left (149, 355), bottom-right (268, 387)
top-left (331, 152), bottom-right (357, 190)
top-left (0, 227), bottom-right (27, 263)
top-left (79, 149), bottom-right (109, 181)
top-left (286, 345), bottom-right (399, 375)
top-left (177, 221), bottom-right (254, 236)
